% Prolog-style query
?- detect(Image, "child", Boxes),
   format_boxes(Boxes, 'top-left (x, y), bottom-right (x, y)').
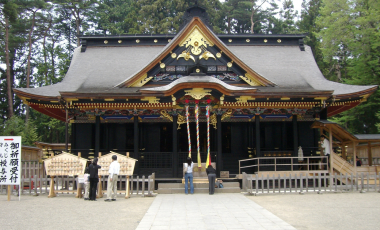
top-left (83, 167), bottom-right (90, 200)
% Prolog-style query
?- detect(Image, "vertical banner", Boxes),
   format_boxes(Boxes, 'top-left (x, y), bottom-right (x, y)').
top-left (0, 136), bottom-right (22, 185)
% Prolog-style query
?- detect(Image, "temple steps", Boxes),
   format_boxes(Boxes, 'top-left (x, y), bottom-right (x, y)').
top-left (156, 182), bottom-right (241, 194)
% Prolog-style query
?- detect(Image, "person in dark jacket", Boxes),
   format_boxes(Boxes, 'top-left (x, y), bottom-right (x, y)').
top-left (206, 165), bottom-right (216, 195)
top-left (88, 158), bottom-right (101, 201)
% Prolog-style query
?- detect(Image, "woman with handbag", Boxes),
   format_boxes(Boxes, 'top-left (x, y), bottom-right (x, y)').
top-left (184, 157), bottom-right (194, 194)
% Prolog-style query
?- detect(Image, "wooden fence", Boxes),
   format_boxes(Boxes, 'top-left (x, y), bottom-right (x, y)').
top-left (242, 172), bottom-right (380, 195)
top-left (0, 161), bottom-right (155, 197)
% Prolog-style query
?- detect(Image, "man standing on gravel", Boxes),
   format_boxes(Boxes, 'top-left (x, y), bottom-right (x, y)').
top-left (105, 155), bottom-right (120, 202)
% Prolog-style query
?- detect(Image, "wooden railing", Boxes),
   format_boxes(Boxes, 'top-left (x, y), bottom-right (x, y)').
top-left (242, 172), bottom-right (380, 194)
top-left (239, 156), bottom-right (328, 174)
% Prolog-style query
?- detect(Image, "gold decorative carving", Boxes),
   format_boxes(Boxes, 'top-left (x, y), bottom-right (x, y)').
top-left (177, 114), bottom-right (186, 130)
top-left (154, 39), bottom-right (158, 43)
top-left (216, 52), bottom-right (222, 58)
top-left (136, 39), bottom-right (140, 43)
top-left (160, 63), bottom-right (166, 68)
top-left (277, 39), bottom-right (281, 43)
top-left (239, 73), bottom-right (263, 86)
top-left (210, 113), bottom-right (217, 129)
top-left (104, 40), bottom-right (108, 44)
top-left (184, 88), bottom-right (212, 100)
top-left (228, 39), bottom-right (232, 43)
top-left (236, 96), bottom-right (256, 103)
top-left (129, 73), bottom-right (153, 87)
top-left (171, 95), bottom-right (176, 105)
top-left (118, 40), bottom-right (122, 43)
top-left (246, 39), bottom-right (250, 42)
top-left (220, 94), bottom-right (225, 105)
top-left (177, 51), bottom-right (195, 62)
top-left (227, 62), bottom-right (233, 68)
top-left (171, 53), bottom-right (177, 58)
top-left (160, 110), bottom-right (173, 122)
top-left (141, 97), bottom-right (160, 103)
top-left (264, 39), bottom-right (268, 43)
top-left (199, 51), bottom-right (216, 60)
top-left (179, 25), bottom-right (214, 56)
top-left (221, 109), bottom-right (233, 121)
top-left (196, 68), bottom-right (200, 73)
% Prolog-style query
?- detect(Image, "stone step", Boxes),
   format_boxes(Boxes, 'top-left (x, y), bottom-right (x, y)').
top-left (156, 187), bottom-right (241, 194)
top-left (158, 182), bottom-right (240, 189)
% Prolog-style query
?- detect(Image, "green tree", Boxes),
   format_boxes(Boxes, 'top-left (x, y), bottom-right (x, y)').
top-left (0, 116), bottom-right (39, 146)
top-left (317, 0), bottom-right (380, 134)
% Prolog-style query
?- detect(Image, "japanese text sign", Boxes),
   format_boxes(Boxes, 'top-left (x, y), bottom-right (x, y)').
top-left (0, 136), bottom-right (22, 185)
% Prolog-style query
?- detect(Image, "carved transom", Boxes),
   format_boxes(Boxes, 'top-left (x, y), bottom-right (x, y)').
top-left (185, 88), bottom-right (212, 100)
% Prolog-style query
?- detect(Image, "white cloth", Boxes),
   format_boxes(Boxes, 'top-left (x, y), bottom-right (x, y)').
top-left (108, 160), bottom-right (120, 177)
top-left (322, 139), bottom-right (330, 155)
top-left (83, 173), bottom-right (90, 184)
top-left (185, 162), bottom-right (194, 174)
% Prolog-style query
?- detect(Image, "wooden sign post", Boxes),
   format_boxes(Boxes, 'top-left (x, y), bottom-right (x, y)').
top-left (97, 152), bottom-right (103, 198)
top-left (125, 152), bottom-right (130, 199)
top-left (0, 136), bottom-right (22, 201)
top-left (97, 151), bottom-right (137, 199)
top-left (44, 152), bottom-right (87, 198)
top-left (48, 176), bottom-right (56, 198)
top-left (76, 152), bottom-right (83, 198)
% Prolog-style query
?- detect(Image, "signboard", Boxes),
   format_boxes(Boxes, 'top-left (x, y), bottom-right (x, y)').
top-left (98, 152), bottom-right (137, 176)
top-left (0, 136), bottom-right (22, 185)
top-left (44, 152), bottom-right (87, 176)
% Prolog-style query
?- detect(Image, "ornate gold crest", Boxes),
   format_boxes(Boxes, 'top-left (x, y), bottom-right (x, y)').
top-left (184, 88), bottom-right (212, 100)
top-left (179, 26), bottom-right (214, 56)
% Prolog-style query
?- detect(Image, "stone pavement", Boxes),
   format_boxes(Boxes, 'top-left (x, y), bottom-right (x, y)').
top-left (136, 194), bottom-right (296, 230)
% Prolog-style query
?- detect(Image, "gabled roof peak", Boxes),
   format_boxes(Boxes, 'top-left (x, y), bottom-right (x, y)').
top-left (179, 5), bottom-right (212, 31)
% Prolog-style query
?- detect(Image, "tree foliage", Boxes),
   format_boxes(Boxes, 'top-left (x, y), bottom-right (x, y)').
top-left (316, 0), bottom-right (380, 134)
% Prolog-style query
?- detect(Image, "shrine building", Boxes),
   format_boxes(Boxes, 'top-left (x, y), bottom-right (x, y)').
top-left (15, 6), bottom-right (377, 178)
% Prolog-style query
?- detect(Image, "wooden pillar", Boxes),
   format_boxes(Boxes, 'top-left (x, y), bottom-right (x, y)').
top-left (329, 126), bottom-right (333, 176)
top-left (125, 152), bottom-right (130, 199)
top-left (134, 116), bottom-right (139, 175)
top-left (341, 142), bottom-right (347, 160)
top-left (172, 115), bottom-right (178, 177)
top-left (292, 115), bottom-right (298, 157)
top-left (255, 115), bottom-right (261, 158)
top-left (95, 115), bottom-right (100, 156)
top-left (97, 152), bottom-right (103, 198)
top-left (7, 185), bottom-right (11, 201)
top-left (353, 141), bottom-right (357, 174)
top-left (65, 102), bottom-right (69, 152)
top-left (48, 176), bottom-right (56, 198)
top-left (217, 114), bottom-right (222, 177)
top-left (368, 142), bottom-right (373, 166)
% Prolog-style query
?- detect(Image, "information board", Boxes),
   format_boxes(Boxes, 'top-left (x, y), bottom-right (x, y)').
top-left (0, 136), bottom-right (22, 185)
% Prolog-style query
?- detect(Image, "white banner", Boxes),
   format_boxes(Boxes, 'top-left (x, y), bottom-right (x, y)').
top-left (0, 136), bottom-right (22, 185)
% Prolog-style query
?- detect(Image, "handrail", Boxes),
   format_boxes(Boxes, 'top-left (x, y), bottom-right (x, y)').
top-left (239, 156), bottom-right (328, 174)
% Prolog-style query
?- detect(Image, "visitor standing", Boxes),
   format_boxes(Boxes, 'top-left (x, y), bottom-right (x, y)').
top-left (184, 157), bottom-right (194, 194)
top-left (89, 158), bottom-right (101, 201)
top-left (206, 165), bottom-right (216, 195)
top-left (83, 167), bottom-right (90, 200)
top-left (105, 155), bottom-right (120, 202)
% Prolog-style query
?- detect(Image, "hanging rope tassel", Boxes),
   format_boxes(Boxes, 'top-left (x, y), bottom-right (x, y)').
top-left (186, 105), bottom-right (191, 158)
top-left (206, 105), bottom-right (211, 166)
top-left (195, 102), bottom-right (201, 168)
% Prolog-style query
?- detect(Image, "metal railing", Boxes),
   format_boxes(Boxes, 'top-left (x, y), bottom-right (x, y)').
top-left (239, 156), bottom-right (328, 174)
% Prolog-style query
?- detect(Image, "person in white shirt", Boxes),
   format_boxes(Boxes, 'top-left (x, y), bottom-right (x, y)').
top-left (83, 167), bottom-right (90, 200)
top-left (320, 135), bottom-right (330, 169)
top-left (105, 155), bottom-right (120, 202)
